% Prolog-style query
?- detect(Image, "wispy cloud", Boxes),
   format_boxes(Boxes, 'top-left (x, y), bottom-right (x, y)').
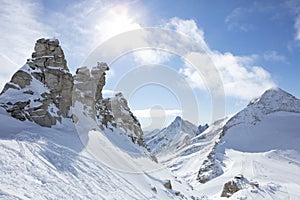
top-left (285, 0), bottom-right (300, 41)
top-left (225, 7), bottom-right (255, 32)
top-left (133, 50), bottom-right (172, 65)
top-left (225, 2), bottom-right (282, 32)
top-left (294, 15), bottom-right (300, 41)
top-left (264, 51), bottom-right (287, 63)
top-left (0, 0), bottom-right (53, 90)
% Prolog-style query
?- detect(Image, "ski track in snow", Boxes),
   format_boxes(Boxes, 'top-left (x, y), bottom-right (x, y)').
top-left (0, 138), bottom-right (151, 199)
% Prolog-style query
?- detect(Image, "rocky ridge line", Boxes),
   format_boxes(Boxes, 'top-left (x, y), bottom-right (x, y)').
top-left (0, 38), bottom-right (145, 149)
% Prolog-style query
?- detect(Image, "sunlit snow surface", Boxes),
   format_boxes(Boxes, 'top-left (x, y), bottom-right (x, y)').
top-left (1, 88), bottom-right (300, 199)
top-left (0, 107), bottom-right (199, 199)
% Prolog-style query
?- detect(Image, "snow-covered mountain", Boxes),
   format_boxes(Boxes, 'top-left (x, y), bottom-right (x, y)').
top-left (1, 38), bottom-right (300, 199)
top-left (162, 87), bottom-right (300, 199)
top-left (145, 116), bottom-right (208, 157)
top-left (177, 88), bottom-right (300, 199)
top-left (0, 38), bottom-right (203, 199)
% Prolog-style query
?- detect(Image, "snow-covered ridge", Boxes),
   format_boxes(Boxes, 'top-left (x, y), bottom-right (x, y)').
top-left (145, 116), bottom-right (208, 156)
top-left (226, 87), bottom-right (300, 128)
top-left (196, 87), bottom-right (300, 195)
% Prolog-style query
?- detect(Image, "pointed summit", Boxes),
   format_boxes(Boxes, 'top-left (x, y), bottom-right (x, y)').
top-left (174, 116), bottom-right (182, 121)
top-left (227, 87), bottom-right (300, 128)
top-left (248, 87), bottom-right (298, 107)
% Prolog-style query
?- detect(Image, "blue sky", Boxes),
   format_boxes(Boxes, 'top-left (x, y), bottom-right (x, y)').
top-left (1, 0), bottom-right (300, 130)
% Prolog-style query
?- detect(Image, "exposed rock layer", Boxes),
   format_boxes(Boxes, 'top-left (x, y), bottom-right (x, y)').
top-left (0, 38), bottom-right (149, 151)
top-left (0, 38), bottom-right (73, 127)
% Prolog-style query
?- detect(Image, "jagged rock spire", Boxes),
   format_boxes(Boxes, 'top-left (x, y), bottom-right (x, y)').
top-left (0, 38), bottom-right (73, 127)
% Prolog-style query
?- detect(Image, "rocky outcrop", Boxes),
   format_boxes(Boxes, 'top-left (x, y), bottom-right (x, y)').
top-left (72, 62), bottom-right (147, 148)
top-left (0, 38), bottom-right (147, 151)
top-left (197, 124), bottom-right (209, 135)
top-left (96, 93), bottom-right (146, 147)
top-left (220, 180), bottom-right (240, 198)
top-left (73, 63), bottom-right (109, 118)
top-left (0, 38), bottom-right (73, 127)
top-left (163, 180), bottom-right (172, 190)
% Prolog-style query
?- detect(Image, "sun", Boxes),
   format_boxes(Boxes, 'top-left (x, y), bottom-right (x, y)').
top-left (95, 4), bottom-right (141, 39)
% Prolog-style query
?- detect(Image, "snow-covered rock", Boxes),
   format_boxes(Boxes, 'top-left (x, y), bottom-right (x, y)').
top-left (0, 38), bottom-right (73, 127)
top-left (73, 63), bottom-right (109, 118)
top-left (96, 93), bottom-right (146, 146)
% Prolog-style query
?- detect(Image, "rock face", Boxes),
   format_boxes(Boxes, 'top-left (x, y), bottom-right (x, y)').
top-left (0, 38), bottom-right (147, 150)
top-left (197, 124), bottom-right (209, 135)
top-left (220, 180), bottom-right (240, 198)
top-left (73, 63), bottom-right (109, 118)
top-left (163, 180), bottom-right (172, 190)
top-left (73, 62), bottom-right (147, 148)
top-left (0, 38), bottom-right (73, 127)
top-left (96, 93), bottom-right (145, 146)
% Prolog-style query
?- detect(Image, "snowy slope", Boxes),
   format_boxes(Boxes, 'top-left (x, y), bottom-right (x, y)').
top-left (158, 117), bottom-right (229, 186)
top-left (195, 111), bottom-right (300, 199)
top-left (145, 116), bottom-right (203, 156)
top-left (0, 107), bottom-right (202, 199)
top-left (148, 88), bottom-right (300, 199)
top-left (193, 88), bottom-right (300, 198)
top-left (0, 38), bottom-right (205, 199)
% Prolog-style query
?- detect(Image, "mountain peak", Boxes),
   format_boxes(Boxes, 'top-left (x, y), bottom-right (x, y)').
top-left (174, 116), bottom-right (182, 122)
top-left (249, 87), bottom-right (296, 106)
top-left (227, 87), bottom-right (300, 127)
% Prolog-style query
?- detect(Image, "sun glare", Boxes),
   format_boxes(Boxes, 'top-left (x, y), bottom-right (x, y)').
top-left (96, 4), bottom-right (141, 39)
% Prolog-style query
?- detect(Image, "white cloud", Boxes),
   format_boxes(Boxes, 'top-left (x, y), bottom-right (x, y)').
top-left (180, 50), bottom-right (275, 100)
top-left (0, 2), bottom-right (276, 102)
top-left (168, 18), bottom-right (276, 100)
top-left (164, 17), bottom-right (209, 51)
top-left (165, 18), bottom-right (204, 42)
top-left (264, 51), bottom-right (287, 62)
top-left (211, 52), bottom-right (275, 100)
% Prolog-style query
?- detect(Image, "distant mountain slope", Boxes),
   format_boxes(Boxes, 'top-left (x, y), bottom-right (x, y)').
top-left (144, 116), bottom-right (208, 156)
top-left (151, 88), bottom-right (300, 199)
top-left (193, 88), bottom-right (300, 199)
